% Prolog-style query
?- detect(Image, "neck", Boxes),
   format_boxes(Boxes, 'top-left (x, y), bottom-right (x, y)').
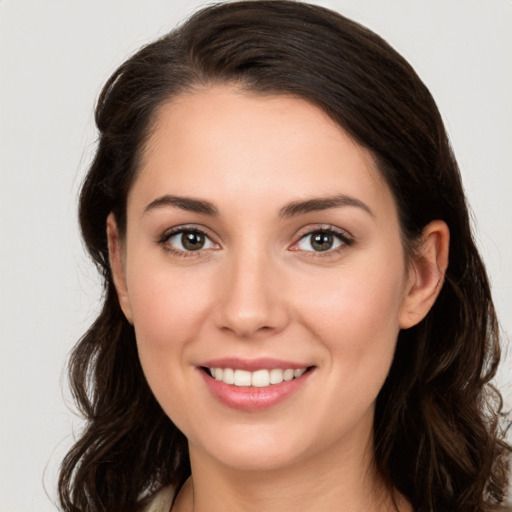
top-left (173, 431), bottom-right (410, 512)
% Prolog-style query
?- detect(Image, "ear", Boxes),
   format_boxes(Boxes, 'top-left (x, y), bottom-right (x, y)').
top-left (399, 220), bottom-right (450, 329)
top-left (106, 213), bottom-right (133, 324)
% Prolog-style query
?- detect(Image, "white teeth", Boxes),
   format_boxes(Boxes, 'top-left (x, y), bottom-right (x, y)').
top-left (269, 368), bottom-right (284, 384)
top-left (207, 366), bottom-right (308, 387)
top-left (234, 369), bottom-right (252, 387)
top-left (251, 369), bottom-right (270, 387)
top-left (294, 368), bottom-right (306, 378)
top-left (223, 367), bottom-right (235, 385)
top-left (283, 369), bottom-right (294, 381)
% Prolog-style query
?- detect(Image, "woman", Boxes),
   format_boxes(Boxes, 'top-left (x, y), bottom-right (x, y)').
top-left (58, 1), bottom-right (510, 511)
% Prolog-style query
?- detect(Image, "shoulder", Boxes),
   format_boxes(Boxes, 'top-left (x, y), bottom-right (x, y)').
top-left (141, 485), bottom-right (174, 512)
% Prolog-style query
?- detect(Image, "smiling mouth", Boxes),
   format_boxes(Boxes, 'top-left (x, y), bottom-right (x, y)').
top-left (202, 367), bottom-right (313, 387)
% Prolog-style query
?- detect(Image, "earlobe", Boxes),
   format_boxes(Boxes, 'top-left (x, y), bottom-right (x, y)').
top-left (399, 220), bottom-right (450, 329)
top-left (106, 213), bottom-right (133, 324)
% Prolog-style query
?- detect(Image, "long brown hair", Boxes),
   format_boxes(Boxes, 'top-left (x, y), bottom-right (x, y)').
top-left (59, 2), bottom-right (510, 511)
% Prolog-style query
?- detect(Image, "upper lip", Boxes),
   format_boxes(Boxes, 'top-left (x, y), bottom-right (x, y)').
top-left (200, 357), bottom-right (312, 371)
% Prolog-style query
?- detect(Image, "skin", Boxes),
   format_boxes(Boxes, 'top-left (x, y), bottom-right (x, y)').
top-left (108, 86), bottom-right (449, 512)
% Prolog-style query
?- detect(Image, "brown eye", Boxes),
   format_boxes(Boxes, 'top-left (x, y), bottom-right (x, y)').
top-left (163, 228), bottom-right (217, 253)
top-left (310, 232), bottom-right (334, 251)
top-left (296, 229), bottom-right (348, 253)
top-left (181, 231), bottom-right (205, 251)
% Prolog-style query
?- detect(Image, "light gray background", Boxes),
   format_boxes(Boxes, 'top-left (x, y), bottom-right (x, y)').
top-left (1, 1), bottom-right (511, 510)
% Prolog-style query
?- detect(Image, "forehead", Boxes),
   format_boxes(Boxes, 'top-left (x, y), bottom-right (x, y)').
top-left (130, 85), bottom-right (395, 219)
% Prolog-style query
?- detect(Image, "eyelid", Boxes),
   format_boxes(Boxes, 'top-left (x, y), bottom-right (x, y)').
top-left (156, 223), bottom-right (353, 257)
top-left (157, 224), bottom-right (220, 254)
top-left (289, 224), bottom-right (354, 253)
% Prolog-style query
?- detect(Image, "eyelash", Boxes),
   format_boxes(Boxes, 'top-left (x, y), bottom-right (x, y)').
top-left (157, 224), bottom-right (354, 258)
top-left (157, 225), bottom-right (218, 258)
top-left (292, 225), bottom-right (354, 257)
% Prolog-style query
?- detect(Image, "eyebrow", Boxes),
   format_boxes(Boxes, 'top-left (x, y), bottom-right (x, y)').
top-left (144, 195), bottom-right (218, 216)
top-left (143, 193), bottom-right (373, 218)
top-left (279, 194), bottom-right (374, 218)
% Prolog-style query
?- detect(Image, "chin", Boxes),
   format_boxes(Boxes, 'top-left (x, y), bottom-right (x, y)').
top-left (189, 423), bottom-right (314, 472)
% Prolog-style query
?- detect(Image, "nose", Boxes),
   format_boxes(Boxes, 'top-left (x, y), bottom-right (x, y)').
top-left (214, 249), bottom-right (289, 339)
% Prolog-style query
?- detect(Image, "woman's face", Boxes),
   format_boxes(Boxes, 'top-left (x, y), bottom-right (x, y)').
top-left (110, 86), bottom-right (419, 471)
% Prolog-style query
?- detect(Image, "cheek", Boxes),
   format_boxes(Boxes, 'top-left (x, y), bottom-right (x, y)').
top-left (291, 250), bottom-right (406, 379)
top-left (125, 260), bottom-right (217, 398)
top-left (125, 265), bottom-right (216, 426)
top-left (127, 261), bottom-right (211, 342)
top-left (296, 255), bottom-right (404, 332)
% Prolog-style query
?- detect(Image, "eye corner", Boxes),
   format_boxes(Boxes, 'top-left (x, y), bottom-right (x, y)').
top-left (289, 225), bottom-right (355, 256)
top-left (157, 224), bottom-right (220, 257)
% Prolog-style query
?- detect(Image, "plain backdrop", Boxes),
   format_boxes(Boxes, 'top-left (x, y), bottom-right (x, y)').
top-left (1, 0), bottom-right (511, 510)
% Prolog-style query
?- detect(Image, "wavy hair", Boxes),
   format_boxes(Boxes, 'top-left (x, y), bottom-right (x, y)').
top-left (59, 2), bottom-right (510, 511)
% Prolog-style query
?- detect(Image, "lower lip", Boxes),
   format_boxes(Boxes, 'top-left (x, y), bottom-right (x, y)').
top-left (199, 369), bottom-right (313, 411)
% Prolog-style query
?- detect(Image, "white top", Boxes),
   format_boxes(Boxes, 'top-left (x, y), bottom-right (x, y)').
top-left (141, 486), bottom-right (174, 512)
